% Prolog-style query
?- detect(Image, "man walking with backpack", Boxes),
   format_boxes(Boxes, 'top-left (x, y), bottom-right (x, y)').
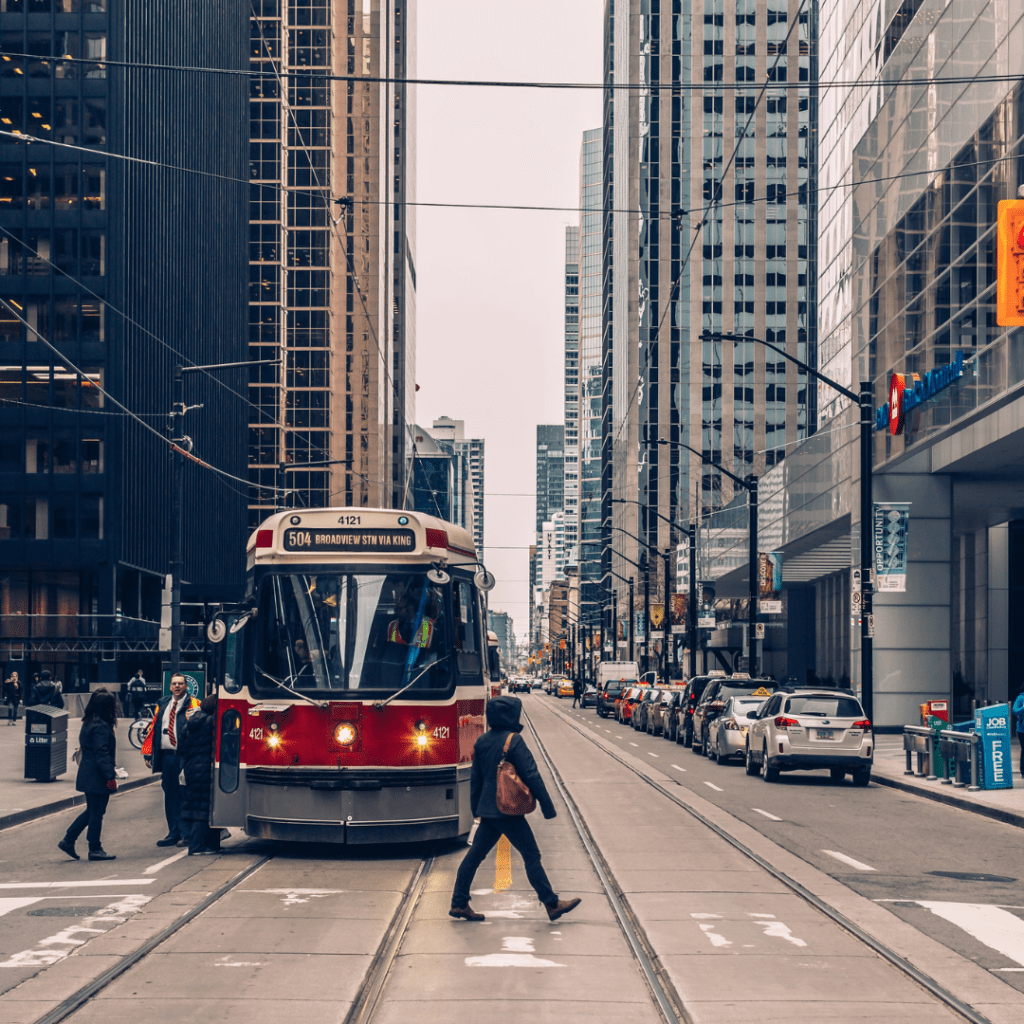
top-left (449, 695), bottom-right (580, 923)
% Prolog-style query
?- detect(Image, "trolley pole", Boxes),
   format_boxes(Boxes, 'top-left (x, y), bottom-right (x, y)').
top-left (689, 519), bottom-right (697, 679)
top-left (748, 475), bottom-right (759, 677)
top-left (860, 382), bottom-right (874, 722)
top-left (612, 589), bottom-right (618, 662)
top-left (168, 366), bottom-right (184, 678)
top-left (663, 546), bottom-right (672, 685)
top-left (642, 554), bottom-right (650, 675)
top-left (628, 576), bottom-right (635, 663)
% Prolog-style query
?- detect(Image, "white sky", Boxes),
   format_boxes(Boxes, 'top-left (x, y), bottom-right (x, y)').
top-left (415, 0), bottom-right (603, 645)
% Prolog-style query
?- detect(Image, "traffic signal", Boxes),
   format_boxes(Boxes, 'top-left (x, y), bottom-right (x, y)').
top-left (997, 199), bottom-right (1024, 326)
top-left (559, 639), bottom-right (566, 650)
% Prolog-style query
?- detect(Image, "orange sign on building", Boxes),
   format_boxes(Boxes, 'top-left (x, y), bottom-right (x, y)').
top-left (996, 199), bottom-right (1024, 326)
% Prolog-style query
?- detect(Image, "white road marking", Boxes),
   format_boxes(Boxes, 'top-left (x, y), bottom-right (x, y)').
top-left (691, 915), bottom-right (731, 947)
top-left (0, 898), bottom-right (43, 918)
top-left (144, 850), bottom-right (188, 874)
top-left (670, 764), bottom-right (687, 772)
top-left (629, 742), bottom-right (639, 747)
top-left (918, 902), bottom-right (1024, 967)
top-left (752, 808), bottom-right (782, 821)
top-left (749, 913), bottom-right (807, 947)
top-left (466, 935), bottom-right (565, 968)
top-left (0, 895), bottom-right (151, 968)
top-left (647, 751), bottom-right (660, 758)
top-left (822, 850), bottom-right (877, 872)
top-left (0, 880), bottom-right (155, 890)
top-left (703, 782), bottom-right (723, 792)
top-left (604, 729), bottom-right (611, 732)
top-left (215, 956), bottom-right (267, 967)
top-left (994, 968), bottom-right (1024, 972)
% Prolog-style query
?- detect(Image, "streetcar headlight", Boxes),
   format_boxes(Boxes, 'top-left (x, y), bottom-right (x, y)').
top-left (415, 733), bottom-right (429, 749)
top-left (335, 723), bottom-right (357, 745)
top-left (414, 720), bottom-right (429, 749)
top-left (267, 722), bottom-right (281, 748)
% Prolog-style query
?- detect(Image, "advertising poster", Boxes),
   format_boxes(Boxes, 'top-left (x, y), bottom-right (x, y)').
top-left (698, 581), bottom-right (716, 629)
top-left (634, 611), bottom-right (646, 642)
top-left (758, 551), bottom-right (783, 613)
top-left (650, 604), bottom-right (664, 637)
top-left (873, 503), bottom-right (911, 592)
top-left (670, 593), bottom-right (688, 634)
top-left (976, 704), bottom-right (1015, 790)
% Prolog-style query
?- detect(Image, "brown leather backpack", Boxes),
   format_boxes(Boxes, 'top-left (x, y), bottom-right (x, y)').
top-left (496, 733), bottom-right (537, 815)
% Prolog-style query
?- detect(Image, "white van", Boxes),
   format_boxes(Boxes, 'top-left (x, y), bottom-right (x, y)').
top-left (596, 661), bottom-right (640, 688)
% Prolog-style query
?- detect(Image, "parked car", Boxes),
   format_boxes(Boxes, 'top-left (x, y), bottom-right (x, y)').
top-left (649, 689), bottom-right (681, 737)
top-left (692, 676), bottom-right (775, 755)
top-left (618, 686), bottom-right (645, 724)
top-left (632, 688), bottom-right (663, 731)
top-left (706, 695), bottom-right (767, 764)
top-left (668, 673), bottom-right (724, 746)
top-left (580, 684), bottom-right (597, 709)
top-left (744, 688), bottom-right (873, 784)
top-left (597, 681), bottom-right (628, 718)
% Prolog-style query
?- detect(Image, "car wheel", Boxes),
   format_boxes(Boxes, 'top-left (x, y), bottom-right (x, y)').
top-left (705, 729), bottom-right (716, 760)
top-left (683, 723), bottom-right (693, 748)
top-left (716, 739), bottom-right (730, 766)
top-left (829, 768), bottom-right (846, 782)
top-left (745, 744), bottom-right (760, 776)
top-left (762, 746), bottom-right (780, 782)
top-left (691, 726), bottom-right (702, 755)
top-left (852, 767), bottom-right (871, 787)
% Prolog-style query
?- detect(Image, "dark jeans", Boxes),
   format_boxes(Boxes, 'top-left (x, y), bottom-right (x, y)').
top-left (452, 816), bottom-right (557, 908)
top-left (161, 752), bottom-right (185, 837)
top-left (65, 791), bottom-right (110, 850)
top-left (1018, 732), bottom-right (1024, 776)
top-left (132, 698), bottom-right (145, 719)
top-left (189, 820), bottom-right (221, 854)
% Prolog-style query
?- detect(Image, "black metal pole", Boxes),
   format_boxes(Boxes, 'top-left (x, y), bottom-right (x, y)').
top-left (689, 522), bottom-right (697, 680)
top-left (860, 382), bottom-right (874, 721)
top-left (612, 589), bottom-right (618, 662)
top-left (643, 557), bottom-right (650, 676)
top-left (663, 546), bottom-right (672, 684)
top-left (628, 576), bottom-right (635, 663)
top-left (748, 475), bottom-right (758, 677)
top-left (169, 365), bottom-right (184, 678)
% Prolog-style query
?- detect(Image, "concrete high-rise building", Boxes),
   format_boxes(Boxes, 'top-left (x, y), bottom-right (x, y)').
top-left (247, 0), bottom-right (416, 526)
top-left (0, 1), bottom-right (249, 689)
top-left (563, 229), bottom-right (580, 558)
top-left (601, 0), bottom-right (816, 653)
top-left (432, 416), bottom-right (484, 552)
top-left (487, 609), bottom-right (515, 671)
top-left (577, 128), bottom-right (604, 631)
top-left (536, 424), bottom-right (564, 532)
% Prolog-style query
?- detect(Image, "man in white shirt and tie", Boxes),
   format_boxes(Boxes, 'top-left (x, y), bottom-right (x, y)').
top-left (142, 673), bottom-right (200, 847)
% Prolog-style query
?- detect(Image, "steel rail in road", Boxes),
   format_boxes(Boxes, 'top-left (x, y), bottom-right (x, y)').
top-left (535, 698), bottom-right (996, 1024)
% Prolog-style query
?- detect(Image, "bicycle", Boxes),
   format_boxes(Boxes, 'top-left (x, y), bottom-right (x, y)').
top-left (127, 703), bottom-right (158, 750)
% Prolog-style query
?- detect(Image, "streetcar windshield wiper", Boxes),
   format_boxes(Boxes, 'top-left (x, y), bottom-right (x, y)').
top-left (254, 664), bottom-right (328, 709)
top-left (374, 653), bottom-right (451, 712)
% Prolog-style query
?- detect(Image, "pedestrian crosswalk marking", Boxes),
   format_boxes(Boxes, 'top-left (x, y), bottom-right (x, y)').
top-left (493, 835), bottom-right (513, 893)
top-left (919, 901), bottom-right (1024, 967)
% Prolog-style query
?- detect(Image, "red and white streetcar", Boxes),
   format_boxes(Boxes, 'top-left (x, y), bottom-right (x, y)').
top-left (209, 507), bottom-right (498, 844)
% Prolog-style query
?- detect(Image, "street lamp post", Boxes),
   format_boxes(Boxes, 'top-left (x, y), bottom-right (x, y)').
top-left (628, 575), bottom-right (635, 663)
top-left (663, 546), bottom-right (672, 684)
top-left (646, 438), bottom-right (759, 676)
top-left (701, 331), bottom-right (874, 720)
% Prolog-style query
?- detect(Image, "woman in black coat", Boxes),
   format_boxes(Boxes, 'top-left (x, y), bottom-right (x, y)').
top-left (179, 695), bottom-right (220, 855)
top-left (58, 688), bottom-right (118, 861)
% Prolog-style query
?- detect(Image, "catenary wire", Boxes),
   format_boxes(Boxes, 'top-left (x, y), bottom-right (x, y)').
top-left (3, 49), bottom-right (1023, 93)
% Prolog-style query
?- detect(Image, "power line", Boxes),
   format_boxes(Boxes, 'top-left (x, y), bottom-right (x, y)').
top-left (4, 49), bottom-right (1023, 94)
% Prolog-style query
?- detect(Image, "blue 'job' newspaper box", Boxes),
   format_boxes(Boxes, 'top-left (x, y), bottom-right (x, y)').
top-left (975, 704), bottom-right (1014, 790)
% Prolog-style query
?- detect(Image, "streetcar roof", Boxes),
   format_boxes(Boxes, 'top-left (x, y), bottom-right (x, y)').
top-left (247, 507), bottom-right (478, 566)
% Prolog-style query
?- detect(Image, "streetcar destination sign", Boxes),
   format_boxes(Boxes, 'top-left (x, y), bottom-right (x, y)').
top-left (283, 527), bottom-right (416, 553)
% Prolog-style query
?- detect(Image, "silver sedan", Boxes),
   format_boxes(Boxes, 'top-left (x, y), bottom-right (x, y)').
top-left (708, 696), bottom-right (766, 765)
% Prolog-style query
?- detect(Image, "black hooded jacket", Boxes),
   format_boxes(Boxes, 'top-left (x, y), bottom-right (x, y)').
top-left (470, 696), bottom-right (556, 820)
top-left (178, 705), bottom-right (215, 822)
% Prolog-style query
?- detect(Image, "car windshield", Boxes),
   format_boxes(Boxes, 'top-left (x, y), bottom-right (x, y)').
top-left (786, 695), bottom-right (863, 718)
top-left (604, 685), bottom-right (624, 695)
top-left (251, 570), bottom-right (456, 695)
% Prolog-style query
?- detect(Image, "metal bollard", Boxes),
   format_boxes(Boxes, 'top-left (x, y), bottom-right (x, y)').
top-left (968, 733), bottom-right (981, 792)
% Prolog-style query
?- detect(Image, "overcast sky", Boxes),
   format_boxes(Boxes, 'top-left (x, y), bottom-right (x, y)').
top-left (415, 0), bottom-right (603, 646)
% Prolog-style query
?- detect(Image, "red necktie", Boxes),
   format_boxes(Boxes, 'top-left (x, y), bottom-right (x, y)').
top-left (168, 700), bottom-right (177, 747)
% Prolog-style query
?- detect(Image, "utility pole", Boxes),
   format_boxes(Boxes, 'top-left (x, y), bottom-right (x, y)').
top-left (688, 518), bottom-right (697, 679)
top-left (663, 546), bottom-right (672, 685)
top-left (748, 475), bottom-right (758, 677)
top-left (642, 553), bottom-right (650, 676)
top-left (167, 366), bottom-right (185, 678)
top-left (612, 589), bottom-right (618, 663)
top-left (628, 575), bottom-right (635, 663)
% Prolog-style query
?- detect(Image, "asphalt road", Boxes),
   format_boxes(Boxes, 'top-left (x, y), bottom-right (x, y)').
top-left (552, 694), bottom-right (1024, 990)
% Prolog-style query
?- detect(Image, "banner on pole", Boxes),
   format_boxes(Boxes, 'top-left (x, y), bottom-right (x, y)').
top-left (873, 502), bottom-right (911, 592)
top-left (758, 551), bottom-right (783, 613)
top-left (698, 581), bottom-right (716, 629)
top-left (634, 611), bottom-right (646, 642)
top-left (670, 593), bottom-right (688, 634)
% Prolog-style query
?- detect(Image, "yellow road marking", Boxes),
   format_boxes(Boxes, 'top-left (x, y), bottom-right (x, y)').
top-left (493, 835), bottom-right (513, 892)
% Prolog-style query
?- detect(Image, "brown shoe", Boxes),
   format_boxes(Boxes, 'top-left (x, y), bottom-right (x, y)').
top-left (449, 904), bottom-right (485, 921)
top-left (546, 897), bottom-right (581, 921)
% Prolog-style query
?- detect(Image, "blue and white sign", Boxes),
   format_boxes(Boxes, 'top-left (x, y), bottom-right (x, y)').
top-left (873, 503), bottom-right (910, 592)
top-left (975, 704), bottom-right (1014, 790)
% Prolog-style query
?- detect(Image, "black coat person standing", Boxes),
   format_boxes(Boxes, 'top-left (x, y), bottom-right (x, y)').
top-left (58, 688), bottom-right (118, 861)
top-left (178, 695), bottom-right (221, 855)
top-left (572, 678), bottom-right (583, 708)
top-left (449, 695), bottom-right (581, 922)
top-left (3, 672), bottom-right (21, 724)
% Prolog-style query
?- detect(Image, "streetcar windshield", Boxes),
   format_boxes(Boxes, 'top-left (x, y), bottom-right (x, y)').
top-left (250, 570), bottom-right (459, 694)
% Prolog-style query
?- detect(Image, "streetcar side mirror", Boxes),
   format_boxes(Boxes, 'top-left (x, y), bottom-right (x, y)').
top-left (229, 606), bottom-right (257, 634)
top-left (488, 646), bottom-right (502, 683)
top-left (474, 568), bottom-right (496, 592)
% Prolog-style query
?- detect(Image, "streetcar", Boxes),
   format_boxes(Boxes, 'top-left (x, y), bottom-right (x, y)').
top-left (207, 508), bottom-right (499, 844)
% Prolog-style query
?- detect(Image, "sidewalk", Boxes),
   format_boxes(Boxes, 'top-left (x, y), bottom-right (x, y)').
top-left (0, 712), bottom-right (156, 831)
top-left (871, 733), bottom-right (1024, 829)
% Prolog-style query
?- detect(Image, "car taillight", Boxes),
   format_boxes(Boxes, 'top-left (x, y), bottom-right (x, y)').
top-left (774, 716), bottom-right (799, 729)
top-left (852, 719), bottom-right (872, 732)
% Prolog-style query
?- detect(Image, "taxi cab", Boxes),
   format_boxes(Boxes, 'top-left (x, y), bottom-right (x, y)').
top-left (557, 679), bottom-right (575, 699)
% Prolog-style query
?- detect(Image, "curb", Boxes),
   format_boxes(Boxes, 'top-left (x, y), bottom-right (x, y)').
top-left (0, 774), bottom-right (159, 832)
top-left (872, 772), bottom-right (1024, 831)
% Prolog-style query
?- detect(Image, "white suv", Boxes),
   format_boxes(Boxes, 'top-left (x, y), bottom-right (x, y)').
top-left (744, 689), bottom-right (873, 785)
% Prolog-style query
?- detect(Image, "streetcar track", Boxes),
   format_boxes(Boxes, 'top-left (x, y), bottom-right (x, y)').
top-left (29, 850), bottom-right (275, 1024)
top-left (534, 697), bottom-right (996, 1024)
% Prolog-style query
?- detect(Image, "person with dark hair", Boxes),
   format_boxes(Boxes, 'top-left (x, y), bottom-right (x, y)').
top-left (34, 670), bottom-right (62, 709)
top-left (128, 670), bottom-right (148, 719)
top-left (179, 695), bottom-right (221, 855)
top-left (2, 671), bottom-right (20, 725)
top-left (58, 688), bottom-right (118, 861)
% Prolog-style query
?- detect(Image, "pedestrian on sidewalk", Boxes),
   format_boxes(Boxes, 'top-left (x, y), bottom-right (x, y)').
top-left (179, 694), bottom-right (221, 856)
top-left (1013, 689), bottom-right (1024, 778)
top-left (128, 670), bottom-right (148, 720)
top-left (34, 670), bottom-right (62, 709)
top-left (141, 673), bottom-right (200, 847)
top-left (3, 671), bottom-right (20, 724)
top-left (572, 678), bottom-right (583, 709)
top-left (58, 688), bottom-right (118, 861)
top-left (449, 695), bottom-right (581, 923)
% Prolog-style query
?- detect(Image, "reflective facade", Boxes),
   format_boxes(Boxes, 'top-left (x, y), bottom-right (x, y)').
top-left (564, 226), bottom-right (579, 556)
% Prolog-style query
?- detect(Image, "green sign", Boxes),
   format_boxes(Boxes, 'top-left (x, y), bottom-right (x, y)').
top-left (162, 664), bottom-right (205, 699)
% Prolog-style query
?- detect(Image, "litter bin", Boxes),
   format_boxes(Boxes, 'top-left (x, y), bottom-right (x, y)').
top-left (24, 704), bottom-right (68, 782)
top-left (920, 700), bottom-right (949, 725)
